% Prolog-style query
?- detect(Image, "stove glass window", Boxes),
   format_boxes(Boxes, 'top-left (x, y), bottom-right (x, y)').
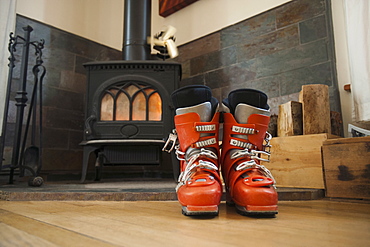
top-left (100, 82), bottom-right (162, 121)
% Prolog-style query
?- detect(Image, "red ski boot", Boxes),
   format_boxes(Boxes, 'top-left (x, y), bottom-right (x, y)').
top-left (221, 89), bottom-right (278, 216)
top-left (163, 85), bottom-right (222, 216)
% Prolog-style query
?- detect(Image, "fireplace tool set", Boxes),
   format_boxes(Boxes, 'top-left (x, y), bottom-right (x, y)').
top-left (0, 25), bottom-right (45, 186)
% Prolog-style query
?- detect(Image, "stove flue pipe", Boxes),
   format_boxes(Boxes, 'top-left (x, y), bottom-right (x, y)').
top-left (122, 0), bottom-right (151, 60)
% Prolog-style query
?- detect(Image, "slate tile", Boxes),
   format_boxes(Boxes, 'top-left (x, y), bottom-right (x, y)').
top-left (216, 73), bottom-right (280, 100)
top-left (276, 0), bottom-right (326, 28)
top-left (60, 70), bottom-right (87, 94)
top-left (211, 87), bottom-right (222, 103)
top-left (87, 42), bottom-right (122, 61)
top-left (279, 62), bottom-right (333, 95)
top-left (42, 86), bottom-right (84, 112)
top-left (42, 48), bottom-right (75, 71)
top-left (328, 87), bottom-right (341, 112)
top-left (247, 77), bottom-right (280, 98)
top-left (68, 130), bottom-right (84, 150)
top-left (190, 54), bottom-right (208, 76)
top-left (190, 46), bottom-right (237, 76)
top-left (177, 32), bottom-right (220, 62)
top-left (220, 46), bottom-right (237, 67)
top-left (252, 39), bottom-right (329, 78)
top-left (42, 67), bottom-right (62, 88)
top-left (237, 25), bottom-right (299, 61)
top-left (3, 123), bottom-right (15, 146)
top-left (50, 28), bottom-right (89, 57)
top-left (180, 60), bottom-right (190, 79)
top-left (179, 74), bottom-right (205, 87)
top-left (43, 107), bottom-right (84, 130)
top-left (42, 149), bottom-right (83, 171)
top-left (221, 11), bottom-right (276, 48)
top-left (50, 26), bottom-right (121, 62)
top-left (268, 92), bottom-right (300, 115)
top-left (42, 127), bottom-right (69, 149)
top-left (299, 15), bottom-right (327, 44)
top-left (206, 63), bottom-right (257, 89)
top-left (1, 146), bottom-right (13, 165)
top-left (75, 55), bottom-right (92, 74)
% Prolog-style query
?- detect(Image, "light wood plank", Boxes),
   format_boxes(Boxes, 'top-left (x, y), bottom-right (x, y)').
top-left (0, 200), bottom-right (369, 247)
top-left (0, 222), bottom-right (58, 247)
top-left (0, 207), bottom-right (115, 247)
top-left (268, 134), bottom-right (336, 188)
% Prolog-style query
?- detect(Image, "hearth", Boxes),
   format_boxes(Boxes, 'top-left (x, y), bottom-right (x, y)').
top-left (80, 0), bottom-right (181, 182)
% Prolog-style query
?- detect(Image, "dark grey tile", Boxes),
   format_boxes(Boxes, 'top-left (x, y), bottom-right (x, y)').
top-left (60, 71), bottom-right (86, 94)
top-left (179, 74), bottom-right (205, 88)
top-left (276, 0), bottom-right (326, 28)
top-left (42, 67), bottom-right (62, 88)
top-left (177, 33), bottom-right (220, 62)
top-left (189, 46), bottom-right (237, 76)
top-left (206, 63), bottom-right (257, 89)
top-left (68, 130), bottom-right (84, 150)
top-left (279, 62), bottom-right (333, 95)
top-left (42, 86), bottom-right (84, 112)
top-left (42, 107), bottom-right (84, 130)
top-left (42, 149), bottom-right (83, 171)
top-left (251, 39), bottom-right (329, 78)
top-left (299, 15), bottom-right (327, 44)
top-left (221, 11), bottom-right (276, 48)
top-left (42, 127), bottom-right (70, 149)
top-left (75, 56), bottom-right (92, 74)
top-left (237, 25), bottom-right (299, 61)
top-left (219, 46), bottom-right (237, 67)
top-left (42, 48), bottom-right (75, 71)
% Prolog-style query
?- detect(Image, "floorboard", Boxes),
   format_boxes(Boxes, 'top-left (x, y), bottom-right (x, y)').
top-left (0, 200), bottom-right (369, 246)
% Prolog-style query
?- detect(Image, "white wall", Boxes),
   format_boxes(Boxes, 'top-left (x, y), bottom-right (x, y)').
top-left (16, 0), bottom-right (124, 50)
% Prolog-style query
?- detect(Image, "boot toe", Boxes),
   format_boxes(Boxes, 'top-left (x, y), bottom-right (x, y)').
top-left (231, 179), bottom-right (278, 212)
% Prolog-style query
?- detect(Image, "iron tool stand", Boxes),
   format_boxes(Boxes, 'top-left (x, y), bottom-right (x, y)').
top-left (0, 25), bottom-right (45, 186)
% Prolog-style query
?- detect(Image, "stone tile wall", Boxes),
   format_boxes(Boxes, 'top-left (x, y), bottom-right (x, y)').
top-left (2, 0), bottom-right (340, 177)
top-left (175, 0), bottom-right (340, 116)
top-left (2, 15), bottom-right (121, 176)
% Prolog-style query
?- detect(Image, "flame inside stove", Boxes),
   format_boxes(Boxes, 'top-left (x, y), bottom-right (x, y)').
top-left (100, 83), bottom-right (162, 121)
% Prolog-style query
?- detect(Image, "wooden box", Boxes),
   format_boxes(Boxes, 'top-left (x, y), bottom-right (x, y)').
top-left (322, 136), bottom-right (370, 199)
top-left (265, 134), bottom-right (338, 189)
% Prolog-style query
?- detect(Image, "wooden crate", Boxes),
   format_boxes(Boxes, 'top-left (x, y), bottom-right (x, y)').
top-left (265, 134), bottom-right (338, 189)
top-left (322, 136), bottom-right (370, 199)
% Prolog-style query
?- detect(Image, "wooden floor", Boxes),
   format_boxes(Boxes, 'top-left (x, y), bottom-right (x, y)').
top-left (0, 200), bottom-right (369, 246)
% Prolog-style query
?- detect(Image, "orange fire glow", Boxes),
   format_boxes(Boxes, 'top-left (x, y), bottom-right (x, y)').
top-left (100, 84), bottom-right (162, 121)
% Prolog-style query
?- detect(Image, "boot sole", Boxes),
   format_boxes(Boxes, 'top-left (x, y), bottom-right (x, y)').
top-left (235, 204), bottom-right (278, 217)
top-left (182, 205), bottom-right (219, 216)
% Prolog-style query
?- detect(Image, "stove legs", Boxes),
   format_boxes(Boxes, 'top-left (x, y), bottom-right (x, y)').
top-left (80, 145), bottom-right (98, 183)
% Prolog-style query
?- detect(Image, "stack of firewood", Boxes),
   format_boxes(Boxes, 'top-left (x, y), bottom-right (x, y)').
top-left (277, 84), bottom-right (341, 137)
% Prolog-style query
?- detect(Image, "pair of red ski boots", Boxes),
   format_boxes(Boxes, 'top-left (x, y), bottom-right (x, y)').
top-left (163, 85), bottom-right (278, 217)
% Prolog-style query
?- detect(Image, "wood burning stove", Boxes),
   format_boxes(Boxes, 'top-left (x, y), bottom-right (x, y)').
top-left (80, 0), bottom-right (181, 182)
